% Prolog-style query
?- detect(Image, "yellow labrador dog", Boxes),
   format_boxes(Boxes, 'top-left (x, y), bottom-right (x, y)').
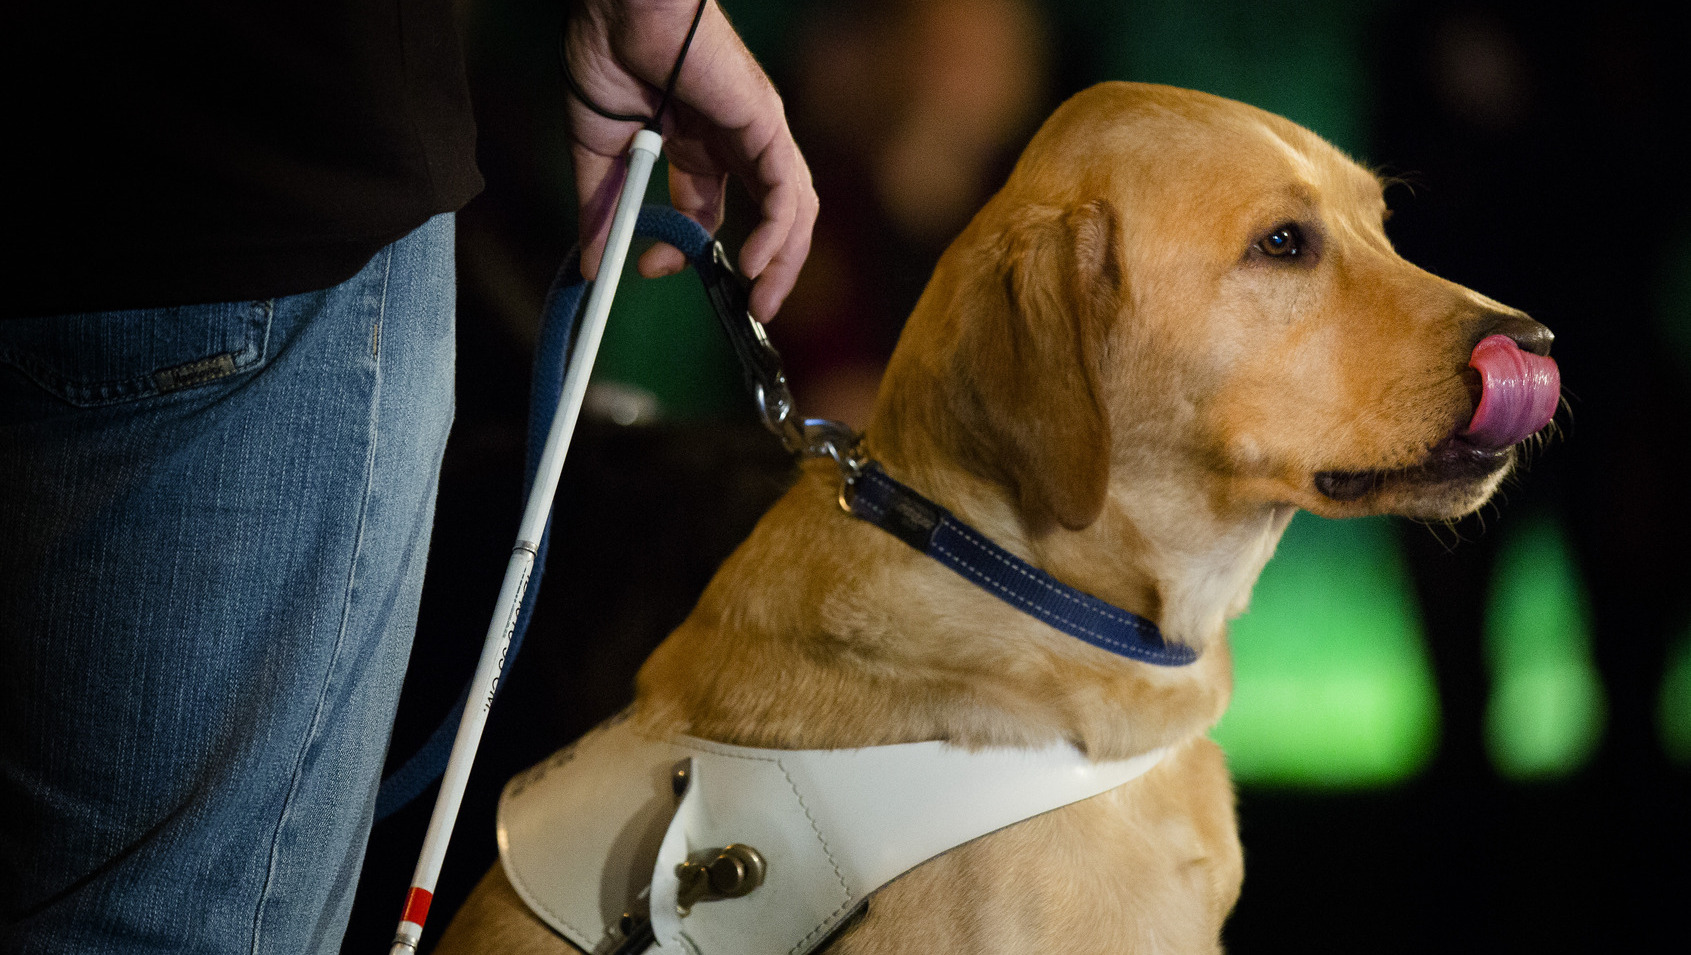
top-left (436, 82), bottom-right (1558, 954)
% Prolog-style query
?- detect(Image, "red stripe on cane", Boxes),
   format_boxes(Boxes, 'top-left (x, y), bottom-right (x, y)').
top-left (402, 886), bottom-right (434, 926)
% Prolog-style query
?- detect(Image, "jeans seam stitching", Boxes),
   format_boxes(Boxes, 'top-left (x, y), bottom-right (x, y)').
top-left (249, 252), bottom-right (392, 953)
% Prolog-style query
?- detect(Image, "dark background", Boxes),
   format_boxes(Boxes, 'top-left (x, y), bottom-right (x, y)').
top-left (345, 1), bottom-right (1691, 950)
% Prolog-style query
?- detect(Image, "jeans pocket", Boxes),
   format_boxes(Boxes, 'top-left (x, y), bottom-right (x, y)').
top-left (0, 299), bottom-right (273, 407)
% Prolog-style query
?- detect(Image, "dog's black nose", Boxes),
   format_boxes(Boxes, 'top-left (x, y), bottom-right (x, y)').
top-left (1476, 312), bottom-right (1553, 357)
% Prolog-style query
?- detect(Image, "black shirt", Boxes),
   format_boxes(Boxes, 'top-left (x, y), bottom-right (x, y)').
top-left (11, 0), bottom-right (483, 317)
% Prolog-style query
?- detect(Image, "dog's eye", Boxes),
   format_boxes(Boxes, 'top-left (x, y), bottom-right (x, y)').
top-left (1257, 225), bottom-right (1304, 258)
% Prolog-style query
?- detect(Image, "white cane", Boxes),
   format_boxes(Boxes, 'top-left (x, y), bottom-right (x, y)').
top-left (387, 127), bottom-right (665, 955)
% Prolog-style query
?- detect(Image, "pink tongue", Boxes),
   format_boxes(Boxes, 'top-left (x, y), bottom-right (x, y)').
top-left (1461, 334), bottom-right (1560, 449)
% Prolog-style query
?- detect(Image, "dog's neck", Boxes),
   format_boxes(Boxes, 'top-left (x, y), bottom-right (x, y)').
top-left (635, 448), bottom-right (1295, 761)
top-left (879, 442), bottom-right (1294, 651)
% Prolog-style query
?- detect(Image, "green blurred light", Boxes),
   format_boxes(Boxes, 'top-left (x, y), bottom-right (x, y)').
top-left (1214, 513), bottom-right (1438, 788)
top-left (1662, 627), bottom-right (1691, 765)
top-left (588, 164), bottom-right (743, 419)
top-left (1108, 0), bottom-right (1377, 157)
top-left (1646, 211), bottom-right (1688, 762)
top-left (1482, 514), bottom-right (1604, 780)
top-left (1656, 229), bottom-right (1691, 376)
top-left (1097, 0), bottom-right (1428, 788)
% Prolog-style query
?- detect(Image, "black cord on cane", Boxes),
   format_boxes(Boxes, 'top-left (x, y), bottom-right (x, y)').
top-left (559, 0), bottom-right (710, 131)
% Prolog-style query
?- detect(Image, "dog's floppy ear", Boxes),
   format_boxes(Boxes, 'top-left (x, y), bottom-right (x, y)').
top-left (953, 198), bottom-right (1121, 532)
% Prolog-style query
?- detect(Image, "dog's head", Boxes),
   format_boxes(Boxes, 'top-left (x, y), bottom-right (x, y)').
top-left (874, 82), bottom-right (1558, 535)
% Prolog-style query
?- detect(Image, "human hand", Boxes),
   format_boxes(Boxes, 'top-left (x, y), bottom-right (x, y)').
top-left (565, 0), bottom-right (817, 321)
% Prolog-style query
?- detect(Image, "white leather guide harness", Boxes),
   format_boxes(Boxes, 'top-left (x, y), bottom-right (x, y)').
top-left (498, 714), bottom-right (1168, 954)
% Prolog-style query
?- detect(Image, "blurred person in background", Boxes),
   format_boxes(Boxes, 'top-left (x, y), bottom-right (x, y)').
top-left (775, 0), bottom-right (1053, 425)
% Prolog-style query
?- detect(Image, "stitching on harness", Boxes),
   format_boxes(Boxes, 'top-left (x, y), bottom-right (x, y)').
top-left (775, 762), bottom-right (854, 955)
top-left (681, 741), bottom-right (856, 954)
top-left (505, 855), bottom-right (598, 945)
top-left (512, 717), bottom-right (644, 947)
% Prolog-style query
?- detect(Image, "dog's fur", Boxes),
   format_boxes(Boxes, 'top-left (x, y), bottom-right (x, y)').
top-left (436, 82), bottom-right (1551, 954)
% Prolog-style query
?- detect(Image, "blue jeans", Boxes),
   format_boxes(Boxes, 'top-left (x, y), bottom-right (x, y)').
top-left (0, 216), bottom-right (456, 953)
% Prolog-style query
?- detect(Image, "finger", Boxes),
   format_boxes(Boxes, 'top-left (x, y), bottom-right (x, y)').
top-left (735, 121), bottom-right (810, 281)
top-left (665, 162), bottom-right (728, 236)
top-left (573, 144), bottom-right (625, 280)
top-left (748, 177), bottom-right (816, 321)
top-left (637, 242), bottom-right (687, 278)
top-left (652, 23), bottom-right (796, 277)
top-left (737, 130), bottom-right (816, 318)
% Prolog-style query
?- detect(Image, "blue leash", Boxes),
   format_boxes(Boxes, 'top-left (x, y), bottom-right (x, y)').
top-left (375, 208), bottom-right (717, 821)
top-left (375, 206), bottom-right (1196, 821)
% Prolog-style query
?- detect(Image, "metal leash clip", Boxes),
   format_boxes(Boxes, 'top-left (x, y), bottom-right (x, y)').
top-left (698, 240), bottom-right (866, 505)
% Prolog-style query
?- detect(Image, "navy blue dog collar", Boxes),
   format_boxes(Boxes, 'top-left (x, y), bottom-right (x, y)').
top-left (846, 464), bottom-right (1196, 667)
